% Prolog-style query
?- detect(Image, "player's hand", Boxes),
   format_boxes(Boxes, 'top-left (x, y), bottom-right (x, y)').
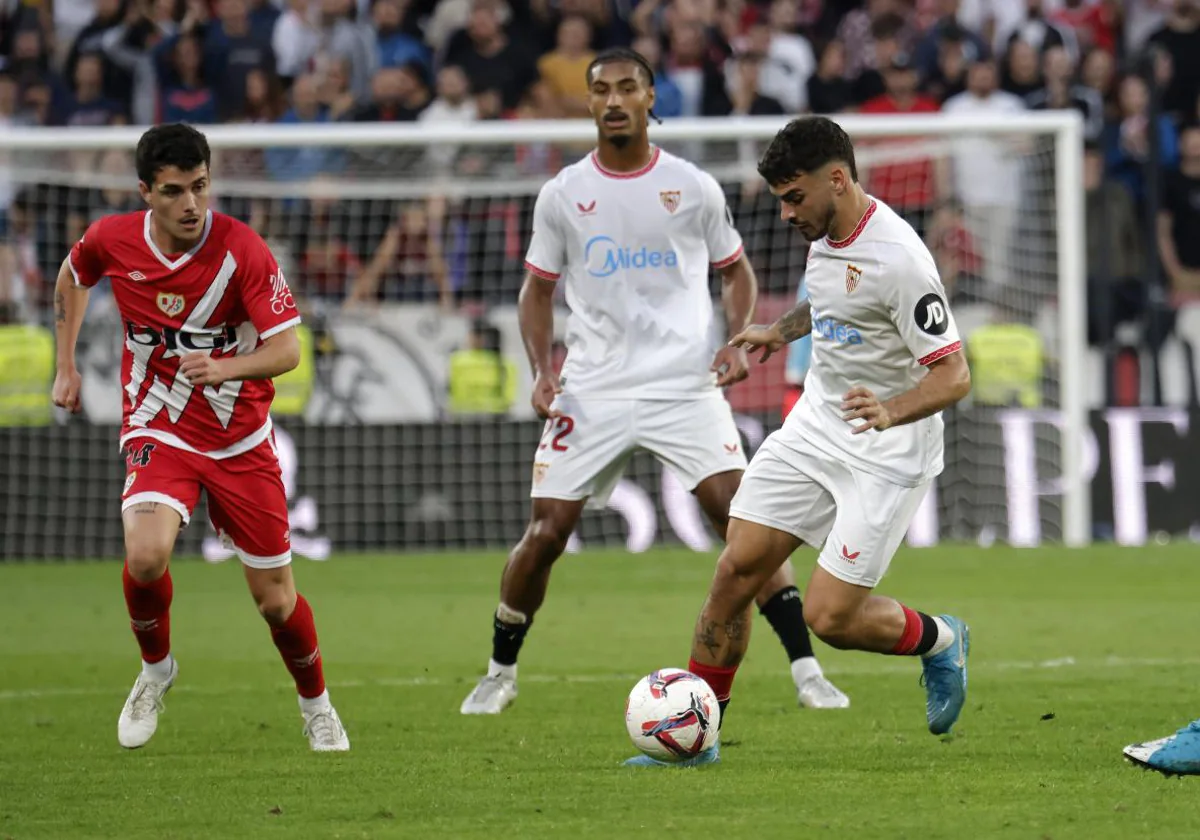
top-left (180, 352), bottom-right (228, 387)
top-left (52, 369), bottom-right (83, 413)
top-left (531, 370), bottom-right (562, 419)
top-left (711, 345), bottom-right (750, 387)
top-left (728, 324), bottom-right (787, 364)
top-left (841, 386), bottom-right (892, 434)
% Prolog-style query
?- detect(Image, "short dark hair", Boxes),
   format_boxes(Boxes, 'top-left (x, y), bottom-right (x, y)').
top-left (757, 116), bottom-right (858, 186)
top-left (585, 47), bottom-right (655, 88)
top-left (135, 123), bottom-right (211, 187)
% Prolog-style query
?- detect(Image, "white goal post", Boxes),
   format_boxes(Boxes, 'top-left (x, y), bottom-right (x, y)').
top-left (0, 111), bottom-right (1089, 549)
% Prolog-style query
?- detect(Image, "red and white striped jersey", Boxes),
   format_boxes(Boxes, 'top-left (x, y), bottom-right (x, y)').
top-left (69, 210), bottom-right (300, 458)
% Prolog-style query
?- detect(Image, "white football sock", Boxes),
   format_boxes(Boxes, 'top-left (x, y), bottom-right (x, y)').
top-left (141, 655), bottom-right (174, 682)
top-left (923, 616), bottom-right (955, 658)
top-left (790, 656), bottom-right (823, 685)
top-left (298, 689), bottom-right (332, 715)
top-left (487, 659), bottom-right (517, 681)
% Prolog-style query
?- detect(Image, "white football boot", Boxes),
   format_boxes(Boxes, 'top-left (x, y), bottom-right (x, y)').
top-left (460, 673), bottom-right (518, 715)
top-left (117, 658), bottom-right (178, 748)
top-left (797, 674), bottom-right (851, 709)
top-left (301, 701), bottom-right (350, 752)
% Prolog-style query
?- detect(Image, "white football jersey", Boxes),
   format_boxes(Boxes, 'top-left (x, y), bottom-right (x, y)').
top-left (524, 146), bottom-right (744, 398)
top-left (787, 198), bottom-right (963, 487)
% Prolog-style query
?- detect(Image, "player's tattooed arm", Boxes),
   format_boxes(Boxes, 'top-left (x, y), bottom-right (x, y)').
top-left (52, 259), bottom-right (90, 413)
top-left (773, 299), bottom-right (813, 343)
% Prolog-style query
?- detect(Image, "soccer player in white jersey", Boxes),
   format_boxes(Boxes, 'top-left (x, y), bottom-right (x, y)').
top-left (627, 117), bottom-right (974, 766)
top-left (460, 49), bottom-right (848, 716)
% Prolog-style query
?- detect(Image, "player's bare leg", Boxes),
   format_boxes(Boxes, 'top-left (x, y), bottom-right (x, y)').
top-left (692, 471), bottom-right (847, 709)
top-left (118, 501), bottom-right (182, 749)
top-left (802, 566), bottom-right (968, 734)
top-left (244, 564), bottom-right (348, 751)
top-left (461, 497), bottom-right (587, 714)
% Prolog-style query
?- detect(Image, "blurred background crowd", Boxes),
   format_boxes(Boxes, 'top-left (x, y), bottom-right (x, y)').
top-left (0, 0), bottom-right (1198, 413)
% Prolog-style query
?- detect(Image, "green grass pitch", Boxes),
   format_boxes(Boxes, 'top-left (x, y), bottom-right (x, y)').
top-left (2, 545), bottom-right (1200, 839)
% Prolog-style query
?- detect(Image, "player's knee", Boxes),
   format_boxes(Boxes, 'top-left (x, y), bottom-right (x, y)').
top-left (803, 599), bottom-right (857, 649)
top-left (521, 516), bottom-right (572, 566)
top-left (254, 586), bottom-right (297, 626)
top-left (124, 535), bottom-right (173, 582)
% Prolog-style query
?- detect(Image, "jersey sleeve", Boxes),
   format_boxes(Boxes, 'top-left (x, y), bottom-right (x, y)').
top-left (67, 218), bottom-right (111, 288)
top-left (524, 182), bottom-right (565, 281)
top-left (883, 247), bottom-right (962, 366)
top-left (698, 171), bottom-right (743, 268)
top-left (238, 230), bottom-right (301, 340)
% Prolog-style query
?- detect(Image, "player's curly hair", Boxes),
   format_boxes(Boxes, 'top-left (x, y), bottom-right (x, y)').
top-left (136, 123), bottom-right (212, 187)
top-left (757, 116), bottom-right (859, 187)
top-left (585, 47), bottom-right (656, 88)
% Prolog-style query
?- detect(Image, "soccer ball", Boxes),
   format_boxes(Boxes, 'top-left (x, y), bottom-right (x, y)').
top-left (625, 668), bottom-right (721, 762)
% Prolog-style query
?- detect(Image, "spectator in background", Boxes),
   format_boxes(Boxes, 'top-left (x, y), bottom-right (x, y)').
top-left (914, 0), bottom-right (987, 82)
top-left (665, 18), bottom-right (731, 117)
top-left (273, 0), bottom-right (321, 83)
top-left (943, 58), bottom-right (1026, 289)
top-left (62, 53), bottom-right (126, 125)
top-left (1001, 38), bottom-right (1042, 98)
top-left (1004, 0), bottom-right (1079, 65)
top-left (443, 0), bottom-right (537, 112)
top-left (318, 56), bottom-right (360, 120)
top-left (860, 51), bottom-right (942, 235)
top-left (1104, 73), bottom-right (1180, 207)
top-left (346, 199), bottom-right (451, 308)
top-left (294, 183), bottom-right (362, 304)
top-left (1081, 46), bottom-right (1119, 120)
top-left (1159, 124), bottom-right (1200, 298)
top-left (373, 0), bottom-right (429, 70)
top-left (266, 74), bottom-right (339, 181)
top-left (7, 28), bottom-right (57, 94)
top-left (205, 0), bottom-right (277, 120)
top-left (851, 12), bottom-right (906, 104)
top-left (353, 63), bottom-right (430, 121)
top-left (728, 51), bottom-right (785, 116)
top-left (536, 15), bottom-right (595, 118)
top-left (922, 23), bottom-right (970, 103)
top-left (836, 0), bottom-right (908, 82)
top-left (238, 67), bottom-right (286, 122)
top-left (0, 191), bottom-right (44, 319)
top-left (314, 0), bottom-right (378, 99)
top-left (926, 199), bottom-right (985, 303)
top-left (729, 1), bottom-right (814, 114)
top-left (420, 65), bottom-right (478, 173)
top-left (64, 0), bottom-right (132, 111)
top-left (1051, 0), bottom-right (1120, 53)
top-left (1146, 0), bottom-right (1200, 122)
top-left (154, 32), bottom-right (218, 123)
top-left (1085, 143), bottom-right (1145, 343)
top-left (631, 34), bottom-right (683, 118)
top-left (807, 38), bottom-right (853, 114)
top-left (1026, 45), bottom-right (1104, 141)
top-left (447, 318), bottom-right (517, 416)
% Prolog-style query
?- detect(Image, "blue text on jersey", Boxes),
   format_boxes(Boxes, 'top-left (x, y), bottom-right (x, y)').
top-left (812, 313), bottom-right (864, 346)
top-left (584, 235), bottom-right (679, 278)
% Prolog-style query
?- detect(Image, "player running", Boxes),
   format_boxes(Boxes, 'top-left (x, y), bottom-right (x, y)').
top-left (628, 117), bottom-right (972, 767)
top-left (460, 48), bottom-right (848, 716)
top-left (52, 124), bottom-right (349, 752)
top-left (1124, 719), bottom-right (1200, 776)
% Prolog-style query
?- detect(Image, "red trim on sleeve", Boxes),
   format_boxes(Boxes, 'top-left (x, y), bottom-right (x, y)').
top-left (711, 244), bottom-right (744, 269)
top-left (919, 341), bottom-right (962, 366)
top-left (827, 200), bottom-right (877, 249)
top-left (524, 261), bottom-right (560, 281)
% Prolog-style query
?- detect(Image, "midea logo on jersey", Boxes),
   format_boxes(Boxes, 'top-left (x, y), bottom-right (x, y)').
top-left (812, 313), bottom-right (863, 346)
top-left (583, 235), bottom-right (678, 278)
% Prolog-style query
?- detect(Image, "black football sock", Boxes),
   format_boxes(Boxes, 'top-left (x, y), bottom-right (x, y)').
top-left (759, 586), bottom-right (815, 662)
top-left (491, 609), bottom-right (531, 667)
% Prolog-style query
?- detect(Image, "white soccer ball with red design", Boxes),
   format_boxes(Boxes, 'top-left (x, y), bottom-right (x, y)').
top-left (625, 668), bottom-right (721, 762)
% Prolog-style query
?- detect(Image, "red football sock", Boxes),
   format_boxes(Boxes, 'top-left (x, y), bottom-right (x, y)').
top-left (270, 594), bottom-right (326, 699)
top-left (122, 563), bottom-right (172, 663)
top-left (891, 604), bottom-right (939, 656)
top-left (687, 658), bottom-right (739, 702)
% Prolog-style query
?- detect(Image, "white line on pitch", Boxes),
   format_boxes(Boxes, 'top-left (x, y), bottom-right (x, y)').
top-left (1, 655), bottom-right (1197, 702)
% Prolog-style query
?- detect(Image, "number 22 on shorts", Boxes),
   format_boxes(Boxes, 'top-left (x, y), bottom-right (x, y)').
top-left (540, 416), bottom-right (575, 452)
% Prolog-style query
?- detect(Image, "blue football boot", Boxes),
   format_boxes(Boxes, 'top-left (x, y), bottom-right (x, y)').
top-left (1123, 719), bottom-right (1200, 776)
top-left (920, 615), bottom-right (970, 735)
top-left (623, 741), bottom-right (720, 768)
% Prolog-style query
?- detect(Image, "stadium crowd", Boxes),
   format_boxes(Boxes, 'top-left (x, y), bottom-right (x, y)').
top-left (0, 0), bottom-right (1198, 406)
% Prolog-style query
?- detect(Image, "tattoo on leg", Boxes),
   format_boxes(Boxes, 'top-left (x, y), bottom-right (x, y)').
top-left (694, 612), bottom-right (750, 666)
top-left (696, 620), bottom-right (720, 660)
top-left (54, 291), bottom-right (66, 324)
top-left (131, 502), bottom-right (161, 514)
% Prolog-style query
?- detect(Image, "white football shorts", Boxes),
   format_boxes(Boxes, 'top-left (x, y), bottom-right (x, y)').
top-left (728, 427), bottom-right (930, 588)
top-left (529, 393), bottom-right (748, 508)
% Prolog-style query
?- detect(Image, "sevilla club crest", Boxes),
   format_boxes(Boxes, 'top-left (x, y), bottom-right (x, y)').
top-left (156, 293), bottom-right (186, 318)
top-left (845, 264), bottom-right (862, 295)
top-left (659, 190), bottom-right (681, 214)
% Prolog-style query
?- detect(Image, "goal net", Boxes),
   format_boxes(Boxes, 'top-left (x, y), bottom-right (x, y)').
top-left (0, 113), bottom-right (1086, 560)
